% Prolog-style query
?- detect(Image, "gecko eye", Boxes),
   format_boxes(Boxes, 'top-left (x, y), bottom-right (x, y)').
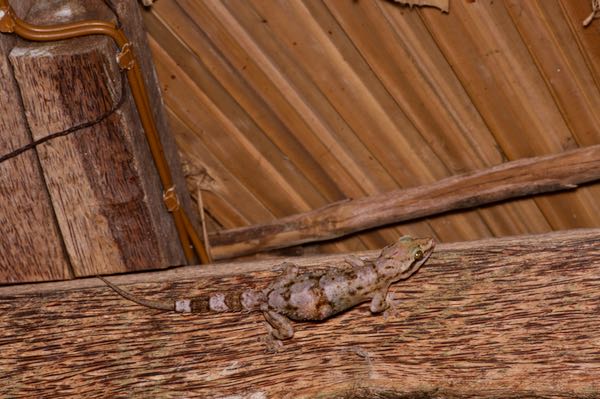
top-left (414, 249), bottom-right (424, 260)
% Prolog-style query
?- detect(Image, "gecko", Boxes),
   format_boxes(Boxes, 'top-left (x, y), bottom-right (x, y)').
top-left (99, 236), bottom-right (435, 343)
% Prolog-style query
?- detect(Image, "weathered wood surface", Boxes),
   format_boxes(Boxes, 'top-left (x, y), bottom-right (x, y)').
top-left (7, 0), bottom-right (190, 277)
top-left (146, 1), bottom-right (600, 257)
top-left (0, 0), bottom-right (71, 283)
top-left (1, 229), bottom-right (599, 398)
top-left (210, 145), bottom-right (600, 259)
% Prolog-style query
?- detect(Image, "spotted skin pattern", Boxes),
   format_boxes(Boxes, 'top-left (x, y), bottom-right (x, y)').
top-left (100, 236), bottom-right (435, 343)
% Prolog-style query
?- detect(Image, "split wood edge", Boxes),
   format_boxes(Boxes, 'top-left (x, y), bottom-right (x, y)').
top-left (209, 144), bottom-right (600, 260)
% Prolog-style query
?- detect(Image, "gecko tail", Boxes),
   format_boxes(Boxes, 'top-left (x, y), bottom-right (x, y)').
top-left (98, 276), bottom-right (176, 312)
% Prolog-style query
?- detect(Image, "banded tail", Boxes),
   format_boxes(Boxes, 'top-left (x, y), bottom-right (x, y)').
top-left (98, 276), bottom-right (262, 313)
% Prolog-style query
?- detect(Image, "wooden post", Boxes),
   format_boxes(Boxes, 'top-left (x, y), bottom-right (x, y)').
top-left (1, 229), bottom-right (599, 397)
top-left (0, 0), bottom-right (72, 283)
top-left (7, 0), bottom-right (194, 277)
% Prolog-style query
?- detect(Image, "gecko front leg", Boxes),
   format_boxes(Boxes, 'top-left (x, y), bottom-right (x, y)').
top-left (270, 262), bottom-right (299, 290)
top-left (370, 288), bottom-right (404, 319)
top-left (369, 288), bottom-right (391, 314)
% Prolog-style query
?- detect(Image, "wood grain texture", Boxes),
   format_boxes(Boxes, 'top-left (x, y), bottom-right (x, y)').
top-left (0, 0), bottom-right (71, 283)
top-left (325, 0), bottom-right (552, 240)
top-left (1, 229), bottom-right (599, 398)
top-left (217, 0), bottom-right (492, 242)
top-left (419, 0), bottom-right (600, 231)
top-left (143, 1), bottom-right (480, 253)
top-left (142, 0), bottom-right (600, 258)
top-left (144, 13), bottom-right (372, 254)
top-left (0, 153), bottom-right (71, 283)
top-left (209, 145), bottom-right (600, 259)
top-left (7, 0), bottom-right (187, 277)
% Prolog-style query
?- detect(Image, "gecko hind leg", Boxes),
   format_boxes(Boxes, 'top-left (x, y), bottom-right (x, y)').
top-left (263, 310), bottom-right (294, 340)
top-left (382, 291), bottom-right (403, 320)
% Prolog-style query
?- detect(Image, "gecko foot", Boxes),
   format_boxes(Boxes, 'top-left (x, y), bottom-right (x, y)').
top-left (382, 292), bottom-right (402, 320)
top-left (344, 254), bottom-right (365, 268)
top-left (273, 262), bottom-right (298, 275)
top-left (263, 334), bottom-right (284, 353)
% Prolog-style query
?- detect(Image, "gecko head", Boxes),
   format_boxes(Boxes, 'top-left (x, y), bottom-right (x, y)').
top-left (377, 236), bottom-right (435, 280)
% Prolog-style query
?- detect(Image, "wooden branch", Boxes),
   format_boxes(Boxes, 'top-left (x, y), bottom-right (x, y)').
top-left (1, 229), bottom-right (599, 397)
top-left (209, 145), bottom-right (600, 259)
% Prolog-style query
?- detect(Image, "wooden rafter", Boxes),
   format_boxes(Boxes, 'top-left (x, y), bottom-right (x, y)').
top-left (209, 144), bottom-right (600, 259)
top-left (1, 229), bottom-right (599, 397)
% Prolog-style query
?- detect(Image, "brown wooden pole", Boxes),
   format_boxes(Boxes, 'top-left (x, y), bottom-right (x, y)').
top-left (210, 144), bottom-right (600, 259)
top-left (1, 229), bottom-right (599, 397)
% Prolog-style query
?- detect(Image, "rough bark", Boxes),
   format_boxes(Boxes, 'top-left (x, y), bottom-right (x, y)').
top-left (1, 229), bottom-right (599, 398)
top-left (0, 0), bottom-right (71, 283)
top-left (7, 0), bottom-right (191, 277)
top-left (209, 145), bottom-right (600, 259)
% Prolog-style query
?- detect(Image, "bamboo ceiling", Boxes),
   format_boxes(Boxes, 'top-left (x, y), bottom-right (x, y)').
top-left (141, 0), bottom-right (600, 256)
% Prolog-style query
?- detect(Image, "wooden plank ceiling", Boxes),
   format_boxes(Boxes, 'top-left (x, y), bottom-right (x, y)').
top-left (141, 0), bottom-right (600, 256)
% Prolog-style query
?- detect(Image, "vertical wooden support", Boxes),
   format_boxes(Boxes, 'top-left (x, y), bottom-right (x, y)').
top-left (7, 0), bottom-right (192, 277)
top-left (0, 0), bottom-right (72, 283)
top-left (111, 0), bottom-right (198, 225)
top-left (112, 0), bottom-right (203, 261)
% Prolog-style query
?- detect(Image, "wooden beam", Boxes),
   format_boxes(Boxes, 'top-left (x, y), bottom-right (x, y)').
top-left (1, 229), bottom-right (599, 397)
top-left (7, 0), bottom-right (193, 277)
top-left (0, 0), bottom-right (72, 283)
top-left (210, 145), bottom-right (600, 259)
